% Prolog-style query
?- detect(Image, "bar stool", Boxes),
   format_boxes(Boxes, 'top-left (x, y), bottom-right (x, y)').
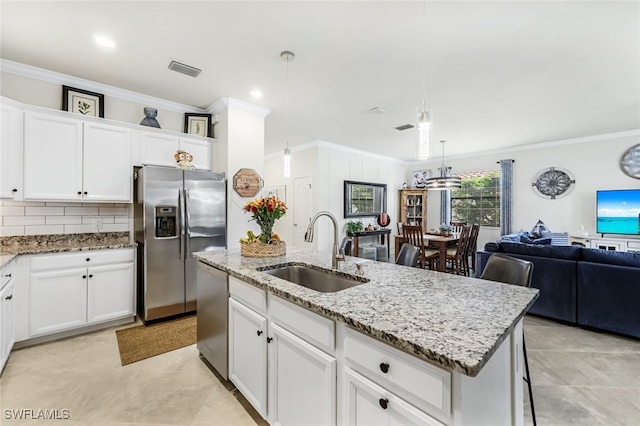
top-left (480, 253), bottom-right (537, 426)
top-left (395, 243), bottom-right (420, 267)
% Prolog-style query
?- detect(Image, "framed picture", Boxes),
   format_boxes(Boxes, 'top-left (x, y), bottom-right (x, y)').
top-left (261, 185), bottom-right (286, 202)
top-left (411, 170), bottom-right (431, 188)
top-left (184, 113), bottom-right (212, 137)
top-left (62, 85), bottom-right (104, 118)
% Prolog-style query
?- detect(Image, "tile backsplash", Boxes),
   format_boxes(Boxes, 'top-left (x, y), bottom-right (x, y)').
top-left (0, 200), bottom-right (132, 236)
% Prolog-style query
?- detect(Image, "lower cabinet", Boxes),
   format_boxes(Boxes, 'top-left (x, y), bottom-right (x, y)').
top-left (268, 322), bottom-right (336, 426)
top-left (344, 368), bottom-right (443, 426)
top-left (1, 279), bottom-right (15, 372)
top-left (29, 249), bottom-right (135, 337)
top-left (228, 277), bottom-right (336, 425)
top-left (228, 297), bottom-right (268, 417)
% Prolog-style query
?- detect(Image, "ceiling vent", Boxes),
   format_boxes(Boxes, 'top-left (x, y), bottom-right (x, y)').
top-left (168, 60), bottom-right (201, 78)
top-left (395, 124), bottom-right (415, 131)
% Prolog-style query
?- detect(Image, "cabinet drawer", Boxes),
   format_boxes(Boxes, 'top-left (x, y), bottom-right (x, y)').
top-left (1, 261), bottom-right (14, 289)
top-left (31, 248), bottom-right (134, 272)
top-left (269, 294), bottom-right (335, 354)
top-left (344, 328), bottom-right (451, 420)
top-left (229, 276), bottom-right (267, 316)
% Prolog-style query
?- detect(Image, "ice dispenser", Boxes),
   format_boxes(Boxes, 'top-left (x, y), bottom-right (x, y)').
top-left (155, 206), bottom-right (177, 238)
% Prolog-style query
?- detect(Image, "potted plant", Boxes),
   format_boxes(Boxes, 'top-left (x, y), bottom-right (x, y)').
top-left (346, 220), bottom-right (364, 236)
top-left (438, 224), bottom-right (453, 236)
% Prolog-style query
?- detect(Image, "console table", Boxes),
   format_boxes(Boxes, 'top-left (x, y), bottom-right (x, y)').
top-left (348, 229), bottom-right (391, 258)
top-left (570, 235), bottom-right (640, 253)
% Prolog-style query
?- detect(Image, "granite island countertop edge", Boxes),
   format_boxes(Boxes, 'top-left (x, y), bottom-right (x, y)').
top-left (194, 248), bottom-right (539, 377)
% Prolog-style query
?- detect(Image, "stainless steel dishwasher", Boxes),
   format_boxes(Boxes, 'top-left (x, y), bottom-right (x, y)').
top-left (196, 261), bottom-right (228, 380)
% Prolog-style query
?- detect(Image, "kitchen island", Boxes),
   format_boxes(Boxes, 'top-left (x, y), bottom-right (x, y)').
top-left (194, 247), bottom-right (538, 425)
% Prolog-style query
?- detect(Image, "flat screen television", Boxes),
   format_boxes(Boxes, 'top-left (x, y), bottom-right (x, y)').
top-left (596, 189), bottom-right (640, 235)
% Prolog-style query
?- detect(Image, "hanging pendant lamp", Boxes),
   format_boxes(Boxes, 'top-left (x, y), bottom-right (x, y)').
top-left (416, 0), bottom-right (432, 160)
top-left (281, 50), bottom-right (294, 178)
top-left (425, 140), bottom-right (462, 190)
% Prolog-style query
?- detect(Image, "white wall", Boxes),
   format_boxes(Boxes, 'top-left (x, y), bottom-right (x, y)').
top-left (264, 143), bottom-right (406, 255)
top-left (1, 72), bottom-right (186, 131)
top-left (412, 132), bottom-right (640, 249)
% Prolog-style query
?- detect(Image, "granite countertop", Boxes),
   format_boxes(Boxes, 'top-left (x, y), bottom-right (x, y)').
top-left (194, 247), bottom-right (539, 377)
top-left (0, 232), bottom-right (135, 269)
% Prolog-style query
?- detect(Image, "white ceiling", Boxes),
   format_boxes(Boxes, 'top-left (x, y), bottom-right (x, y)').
top-left (1, 1), bottom-right (639, 161)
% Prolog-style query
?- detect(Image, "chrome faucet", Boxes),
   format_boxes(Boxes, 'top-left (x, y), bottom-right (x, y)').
top-left (304, 211), bottom-right (345, 269)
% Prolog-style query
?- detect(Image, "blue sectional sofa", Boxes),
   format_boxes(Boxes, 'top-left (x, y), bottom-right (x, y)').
top-left (477, 242), bottom-right (640, 339)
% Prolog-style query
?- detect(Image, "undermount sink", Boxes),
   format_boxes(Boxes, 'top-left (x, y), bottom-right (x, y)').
top-left (260, 264), bottom-right (369, 293)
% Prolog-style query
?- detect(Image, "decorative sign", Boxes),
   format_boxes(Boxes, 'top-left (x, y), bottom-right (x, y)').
top-left (620, 143), bottom-right (640, 179)
top-left (233, 168), bottom-right (264, 197)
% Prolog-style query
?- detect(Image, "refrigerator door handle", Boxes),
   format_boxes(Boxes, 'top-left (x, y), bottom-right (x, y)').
top-left (185, 188), bottom-right (192, 256)
top-left (179, 188), bottom-right (185, 261)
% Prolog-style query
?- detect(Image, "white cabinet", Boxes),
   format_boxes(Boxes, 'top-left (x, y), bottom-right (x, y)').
top-left (29, 249), bottom-right (135, 337)
top-left (0, 102), bottom-right (23, 199)
top-left (570, 234), bottom-right (640, 253)
top-left (228, 278), bottom-right (337, 425)
top-left (344, 368), bottom-right (443, 426)
top-left (136, 130), bottom-right (212, 170)
top-left (228, 297), bottom-right (268, 417)
top-left (82, 122), bottom-right (132, 202)
top-left (23, 112), bottom-right (132, 202)
top-left (1, 263), bottom-right (16, 373)
top-left (268, 322), bottom-right (336, 426)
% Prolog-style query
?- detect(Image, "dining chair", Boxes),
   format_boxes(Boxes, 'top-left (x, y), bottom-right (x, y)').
top-left (402, 224), bottom-right (439, 269)
top-left (395, 243), bottom-right (420, 267)
top-left (480, 253), bottom-right (537, 426)
top-left (450, 221), bottom-right (467, 234)
top-left (466, 224), bottom-right (481, 273)
top-left (445, 225), bottom-right (471, 275)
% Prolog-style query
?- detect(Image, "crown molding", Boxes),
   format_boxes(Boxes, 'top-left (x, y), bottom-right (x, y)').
top-left (0, 58), bottom-right (207, 114)
top-left (207, 97), bottom-right (271, 117)
top-left (408, 129), bottom-right (640, 166)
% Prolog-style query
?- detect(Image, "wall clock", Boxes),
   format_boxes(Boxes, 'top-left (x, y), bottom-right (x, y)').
top-left (531, 167), bottom-right (575, 199)
top-left (620, 144), bottom-right (640, 179)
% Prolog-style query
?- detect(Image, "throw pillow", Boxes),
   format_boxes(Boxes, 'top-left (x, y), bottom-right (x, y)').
top-left (530, 219), bottom-right (551, 239)
top-left (520, 235), bottom-right (552, 245)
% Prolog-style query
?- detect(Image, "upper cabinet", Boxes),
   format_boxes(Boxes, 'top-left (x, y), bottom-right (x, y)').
top-left (399, 189), bottom-right (428, 233)
top-left (24, 112), bottom-right (132, 202)
top-left (134, 130), bottom-right (213, 171)
top-left (0, 102), bottom-right (24, 199)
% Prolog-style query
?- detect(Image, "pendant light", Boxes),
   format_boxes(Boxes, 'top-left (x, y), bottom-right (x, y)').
top-left (425, 140), bottom-right (462, 190)
top-left (416, 0), bottom-right (432, 160)
top-left (281, 50), bottom-right (294, 178)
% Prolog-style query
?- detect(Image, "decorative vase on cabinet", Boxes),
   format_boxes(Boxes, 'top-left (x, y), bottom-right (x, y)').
top-left (399, 189), bottom-right (427, 233)
top-left (140, 107), bottom-right (161, 128)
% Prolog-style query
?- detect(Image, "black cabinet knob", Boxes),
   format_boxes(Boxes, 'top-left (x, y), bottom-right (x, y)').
top-left (257, 330), bottom-right (263, 336)
top-left (379, 398), bottom-right (389, 410)
top-left (379, 362), bottom-right (390, 374)
top-left (11, 188), bottom-right (17, 193)
top-left (82, 275), bottom-right (87, 279)
top-left (78, 191), bottom-right (82, 195)
top-left (5, 295), bottom-right (12, 301)
top-left (88, 274), bottom-right (93, 278)
top-left (267, 337), bottom-right (273, 343)
top-left (86, 258), bottom-right (90, 262)
top-left (83, 191), bottom-right (88, 195)
top-left (4, 273), bottom-right (11, 278)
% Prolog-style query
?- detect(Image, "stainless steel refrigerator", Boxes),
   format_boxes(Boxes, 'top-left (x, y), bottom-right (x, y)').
top-left (134, 165), bottom-right (226, 323)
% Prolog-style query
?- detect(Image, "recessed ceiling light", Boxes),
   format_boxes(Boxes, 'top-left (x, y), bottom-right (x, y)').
top-left (94, 35), bottom-right (115, 48)
top-left (250, 89), bottom-right (263, 99)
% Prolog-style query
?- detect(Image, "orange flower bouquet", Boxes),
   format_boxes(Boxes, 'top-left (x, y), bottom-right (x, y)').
top-left (243, 195), bottom-right (287, 244)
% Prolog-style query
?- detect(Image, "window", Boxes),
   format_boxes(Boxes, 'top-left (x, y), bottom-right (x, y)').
top-left (451, 170), bottom-right (500, 226)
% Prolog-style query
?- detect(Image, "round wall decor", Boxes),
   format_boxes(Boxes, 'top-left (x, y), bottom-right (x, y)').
top-left (531, 167), bottom-right (575, 199)
top-left (620, 144), bottom-right (640, 179)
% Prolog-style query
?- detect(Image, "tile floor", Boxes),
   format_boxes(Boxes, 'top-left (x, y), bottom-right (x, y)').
top-left (1, 316), bottom-right (638, 425)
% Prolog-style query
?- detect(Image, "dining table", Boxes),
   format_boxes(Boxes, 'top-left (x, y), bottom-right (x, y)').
top-left (394, 233), bottom-right (460, 272)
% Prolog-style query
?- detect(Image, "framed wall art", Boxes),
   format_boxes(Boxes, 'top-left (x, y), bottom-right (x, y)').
top-left (184, 113), bottom-right (212, 137)
top-left (62, 85), bottom-right (104, 118)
